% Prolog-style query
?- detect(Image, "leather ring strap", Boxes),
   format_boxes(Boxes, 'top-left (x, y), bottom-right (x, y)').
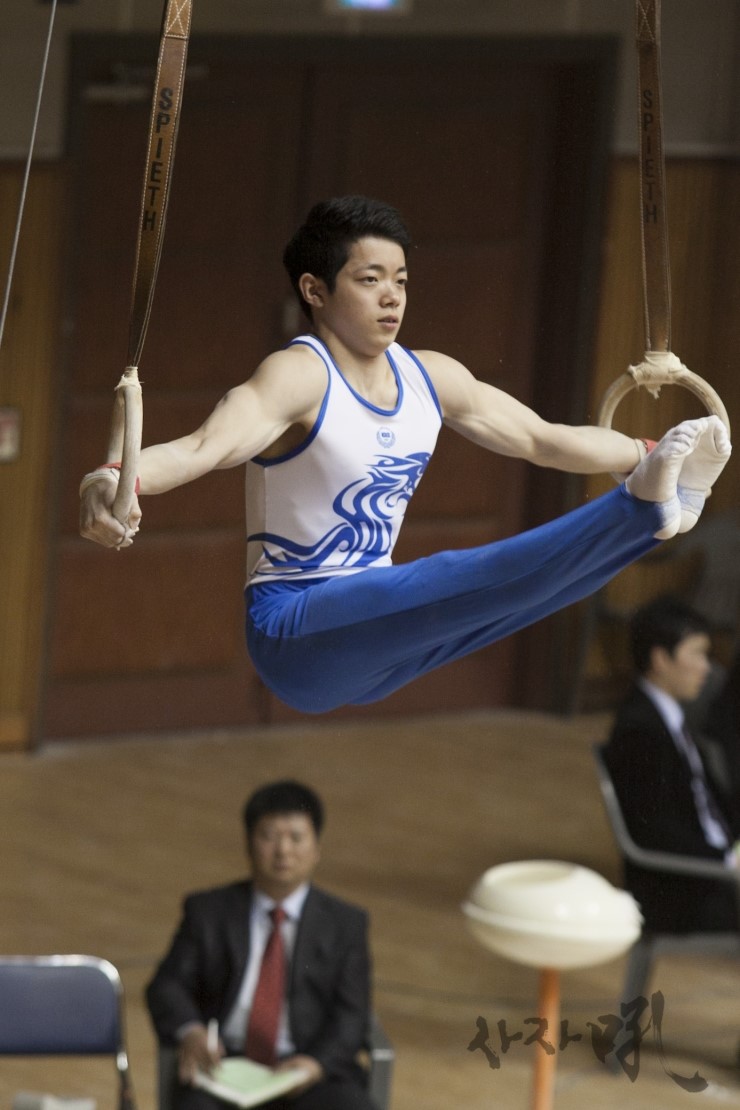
top-left (636, 0), bottom-right (671, 354)
top-left (106, 0), bottom-right (193, 524)
top-left (597, 1), bottom-right (730, 438)
top-left (127, 0), bottom-right (192, 371)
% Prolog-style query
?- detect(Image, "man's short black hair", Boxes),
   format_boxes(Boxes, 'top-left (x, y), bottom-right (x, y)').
top-left (283, 195), bottom-right (412, 319)
top-left (243, 780), bottom-right (324, 839)
top-left (630, 595), bottom-right (711, 675)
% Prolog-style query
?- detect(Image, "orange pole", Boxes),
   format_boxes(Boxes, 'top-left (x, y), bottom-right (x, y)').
top-left (531, 967), bottom-right (560, 1110)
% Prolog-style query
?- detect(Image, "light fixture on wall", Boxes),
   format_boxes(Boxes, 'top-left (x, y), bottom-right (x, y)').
top-left (323, 0), bottom-right (411, 13)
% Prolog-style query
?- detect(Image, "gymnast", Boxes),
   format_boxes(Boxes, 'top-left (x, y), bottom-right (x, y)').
top-left (79, 196), bottom-right (731, 713)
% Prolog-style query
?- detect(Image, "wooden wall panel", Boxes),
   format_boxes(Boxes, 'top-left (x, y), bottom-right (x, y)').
top-left (585, 159), bottom-right (740, 486)
top-left (577, 158), bottom-right (740, 702)
top-left (587, 159), bottom-right (740, 452)
top-left (42, 51), bottom-right (307, 740)
top-left (0, 164), bottom-right (64, 749)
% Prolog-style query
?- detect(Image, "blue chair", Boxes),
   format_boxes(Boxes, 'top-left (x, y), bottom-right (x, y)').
top-left (0, 955), bottom-right (136, 1110)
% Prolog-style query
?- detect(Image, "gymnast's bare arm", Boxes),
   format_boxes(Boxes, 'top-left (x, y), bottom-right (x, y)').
top-left (420, 350), bottom-right (646, 474)
top-left (79, 346), bottom-right (327, 549)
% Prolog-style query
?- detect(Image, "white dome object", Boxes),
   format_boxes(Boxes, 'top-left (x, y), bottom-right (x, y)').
top-left (462, 859), bottom-right (642, 970)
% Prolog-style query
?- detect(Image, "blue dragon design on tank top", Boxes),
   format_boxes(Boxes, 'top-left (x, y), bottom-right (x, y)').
top-left (251, 451), bottom-right (431, 575)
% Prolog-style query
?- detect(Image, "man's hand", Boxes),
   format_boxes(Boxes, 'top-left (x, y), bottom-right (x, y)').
top-left (275, 1054), bottom-right (324, 1096)
top-left (79, 476), bottom-right (141, 549)
top-left (177, 1024), bottom-right (223, 1085)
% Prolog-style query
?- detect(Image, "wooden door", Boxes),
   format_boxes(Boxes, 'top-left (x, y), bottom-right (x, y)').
top-left (267, 47), bottom-right (560, 722)
top-left (42, 36), bottom-right (613, 738)
top-left (44, 49), bottom-right (305, 736)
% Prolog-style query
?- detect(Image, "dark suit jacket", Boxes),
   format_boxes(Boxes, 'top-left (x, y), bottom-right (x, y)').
top-left (146, 880), bottom-right (371, 1081)
top-left (603, 684), bottom-right (740, 933)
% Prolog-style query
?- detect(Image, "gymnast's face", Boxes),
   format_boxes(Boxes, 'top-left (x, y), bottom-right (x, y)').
top-left (247, 812), bottom-right (321, 899)
top-left (651, 632), bottom-right (712, 703)
top-left (302, 236), bottom-right (407, 355)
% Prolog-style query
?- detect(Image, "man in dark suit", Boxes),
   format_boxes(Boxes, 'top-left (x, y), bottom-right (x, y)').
top-left (146, 780), bottom-right (376, 1110)
top-left (604, 596), bottom-right (740, 933)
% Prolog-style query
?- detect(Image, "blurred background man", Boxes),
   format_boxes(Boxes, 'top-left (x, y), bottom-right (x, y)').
top-left (604, 596), bottom-right (740, 934)
top-left (146, 780), bottom-right (376, 1110)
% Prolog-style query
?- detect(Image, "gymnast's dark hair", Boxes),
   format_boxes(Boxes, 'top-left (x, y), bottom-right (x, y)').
top-left (243, 780), bottom-right (325, 839)
top-left (283, 195), bottom-right (412, 319)
top-left (630, 595), bottom-right (711, 675)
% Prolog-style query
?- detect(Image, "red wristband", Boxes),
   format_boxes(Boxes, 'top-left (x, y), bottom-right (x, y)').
top-left (99, 462), bottom-right (141, 496)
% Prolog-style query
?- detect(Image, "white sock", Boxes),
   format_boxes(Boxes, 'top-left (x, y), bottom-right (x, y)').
top-left (675, 415), bottom-right (732, 532)
top-left (625, 417), bottom-right (730, 540)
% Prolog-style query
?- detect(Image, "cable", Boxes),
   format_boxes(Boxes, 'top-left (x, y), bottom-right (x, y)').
top-left (0, 0), bottom-right (58, 354)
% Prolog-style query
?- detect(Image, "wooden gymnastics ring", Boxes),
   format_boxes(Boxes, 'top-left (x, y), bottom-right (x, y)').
top-left (105, 0), bottom-right (192, 526)
top-left (597, 350), bottom-right (731, 435)
top-left (108, 367), bottom-right (144, 526)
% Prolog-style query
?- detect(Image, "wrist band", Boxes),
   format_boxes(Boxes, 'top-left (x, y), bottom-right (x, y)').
top-left (634, 437), bottom-right (658, 463)
top-left (79, 464), bottom-right (141, 499)
top-left (96, 461), bottom-right (141, 496)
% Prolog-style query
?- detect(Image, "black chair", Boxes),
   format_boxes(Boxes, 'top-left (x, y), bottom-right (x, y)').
top-left (592, 743), bottom-right (740, 1006)
top-left (366, 1015), bottom-right (395, 1110)
top-left (156, 1014), bottom-right (394, 1110)
top-left (0, 954), bottom-right (136, 1110)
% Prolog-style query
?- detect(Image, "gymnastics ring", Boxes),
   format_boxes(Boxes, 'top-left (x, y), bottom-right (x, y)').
top-left (597, 350), bottom-right (731, 435)
top-left (107, 366), bottom-right (143, 526)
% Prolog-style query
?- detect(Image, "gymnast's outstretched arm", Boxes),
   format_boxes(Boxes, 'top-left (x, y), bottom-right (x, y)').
top-left (420, 350), bottom-right (649, 474)
top-left (79, 345), bottom-right (327, 548)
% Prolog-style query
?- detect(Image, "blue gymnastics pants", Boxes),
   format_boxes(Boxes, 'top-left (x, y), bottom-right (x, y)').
top-left (245, 486), bottom-right (663, 713)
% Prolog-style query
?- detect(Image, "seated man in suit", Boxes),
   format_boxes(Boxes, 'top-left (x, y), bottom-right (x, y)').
top-left (146, 780), bottom-right (376, 1110)
top-left (603, 595), bottom-right (740, 934)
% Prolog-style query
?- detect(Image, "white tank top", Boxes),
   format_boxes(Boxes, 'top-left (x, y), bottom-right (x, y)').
top-left (246, 335), bottom-right (442, 585)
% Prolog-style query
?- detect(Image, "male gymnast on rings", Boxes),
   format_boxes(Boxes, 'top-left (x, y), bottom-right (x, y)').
top-left (80, 196), bottom-right (731, 714)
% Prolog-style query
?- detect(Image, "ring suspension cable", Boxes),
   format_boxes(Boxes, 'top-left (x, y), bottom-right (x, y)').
top-left (0, 0), bottom-right (58, 356)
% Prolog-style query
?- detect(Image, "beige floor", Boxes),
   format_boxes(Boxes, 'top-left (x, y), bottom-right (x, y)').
top-left (1, 710), bottom-right (739, 1109)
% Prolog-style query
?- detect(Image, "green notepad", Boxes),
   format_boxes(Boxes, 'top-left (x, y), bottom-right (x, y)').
top-left (194, 1059), bottom-right (309, 1108)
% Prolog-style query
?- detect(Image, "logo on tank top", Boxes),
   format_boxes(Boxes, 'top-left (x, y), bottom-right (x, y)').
top-left (377, 427), bottom-right (396, 448)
